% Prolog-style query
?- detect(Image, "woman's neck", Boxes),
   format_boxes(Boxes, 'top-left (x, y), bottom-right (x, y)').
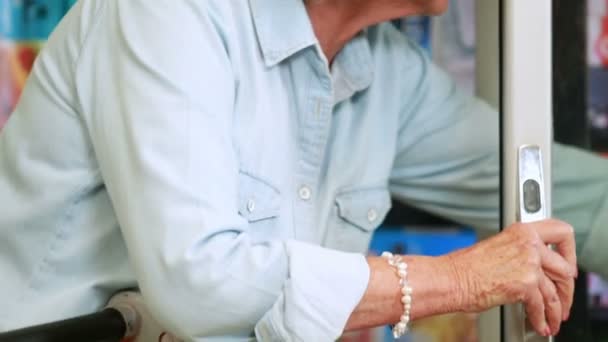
top-left (304, 0), bottom-right (443, 62)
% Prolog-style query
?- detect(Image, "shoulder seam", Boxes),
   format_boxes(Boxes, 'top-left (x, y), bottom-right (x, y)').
top-left (72, 0), bottom-right (106, 70)
top-left (71, 0), bottom-right (106, 117)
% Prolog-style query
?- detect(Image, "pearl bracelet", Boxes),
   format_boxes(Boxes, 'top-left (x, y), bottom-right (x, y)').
top-left (381, 251), bottom-right (413, 339)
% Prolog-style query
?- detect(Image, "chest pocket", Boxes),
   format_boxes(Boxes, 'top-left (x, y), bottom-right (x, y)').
top-left (326, 187), bottom-right (392, 253)
top-left (237, 172), bottom-right (281, 223)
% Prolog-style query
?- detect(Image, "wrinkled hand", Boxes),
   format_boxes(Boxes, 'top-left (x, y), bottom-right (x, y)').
top-left (448, 219), bottom-right (577, 336)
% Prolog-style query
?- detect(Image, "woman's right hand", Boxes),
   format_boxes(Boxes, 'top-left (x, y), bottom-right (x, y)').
top-left (447, 219), bottom-right (577, 337)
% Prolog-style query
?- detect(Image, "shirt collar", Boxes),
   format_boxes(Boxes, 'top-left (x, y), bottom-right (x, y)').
top-left (331, 32), bottom-right (375, 103)
top-left (249, 0), bottom-right (375, 100)
top-left (249, 0), bottom-right (318, 67)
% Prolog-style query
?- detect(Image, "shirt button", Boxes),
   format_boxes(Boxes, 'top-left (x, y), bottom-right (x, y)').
top-left (247, 199), bottom-right (256, 213)
top-left (367, 208), bottom-right (378, 222)
top-left (298, 186), bottom-right (312, 201)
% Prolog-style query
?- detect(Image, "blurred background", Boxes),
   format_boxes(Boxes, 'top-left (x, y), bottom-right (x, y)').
top-left (1, 0), bottom-right (607, 341)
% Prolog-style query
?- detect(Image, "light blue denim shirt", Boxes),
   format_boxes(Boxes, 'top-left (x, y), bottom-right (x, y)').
top-left (2, 0), bottom-right (608, 341)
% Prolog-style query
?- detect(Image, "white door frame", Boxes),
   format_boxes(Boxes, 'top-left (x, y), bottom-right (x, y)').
top-left (476, 0), bottom-right (553, 341)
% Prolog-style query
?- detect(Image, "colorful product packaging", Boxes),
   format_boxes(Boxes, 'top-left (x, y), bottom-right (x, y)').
top-left (588, 0), bottom-right (608, 151)
top-left (0, 0), bottom-right (76, 129)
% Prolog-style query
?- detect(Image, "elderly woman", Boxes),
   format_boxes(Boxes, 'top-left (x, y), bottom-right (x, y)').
top-left (3, 0), bottom-right (608, 340)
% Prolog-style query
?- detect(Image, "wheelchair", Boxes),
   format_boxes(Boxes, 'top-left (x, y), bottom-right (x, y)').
top-left (0, 292), bottom-right (180, 342)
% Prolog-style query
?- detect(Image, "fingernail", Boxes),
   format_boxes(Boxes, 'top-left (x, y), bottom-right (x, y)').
top-left (545, 326), bottom-right (552, 337)
top-left (564, 311), bottom-right (570, 321)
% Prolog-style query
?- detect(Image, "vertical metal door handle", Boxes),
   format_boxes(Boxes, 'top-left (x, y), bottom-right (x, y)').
top-left (518, 145), bottom-right (552, 342)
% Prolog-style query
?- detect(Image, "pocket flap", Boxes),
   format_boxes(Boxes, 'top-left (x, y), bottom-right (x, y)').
top-left (335, 187), bottom-right (392, 231)
top-left (238, 172), bottom-right (281, 222)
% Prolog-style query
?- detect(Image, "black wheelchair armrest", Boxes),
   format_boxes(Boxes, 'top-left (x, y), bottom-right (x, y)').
top-left (0, 308), bottom-right (127, 342)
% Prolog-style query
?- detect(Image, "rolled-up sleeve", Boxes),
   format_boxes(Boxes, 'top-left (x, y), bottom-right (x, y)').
top-left (74, 1), bottom-right (369, 340)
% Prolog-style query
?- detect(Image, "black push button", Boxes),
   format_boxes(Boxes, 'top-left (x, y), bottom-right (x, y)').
top-left (523, 179), bottom-right (542, 213)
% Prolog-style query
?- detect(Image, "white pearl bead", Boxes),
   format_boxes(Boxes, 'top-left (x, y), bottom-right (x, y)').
top-left (382, 251), bottom-right (412, 338)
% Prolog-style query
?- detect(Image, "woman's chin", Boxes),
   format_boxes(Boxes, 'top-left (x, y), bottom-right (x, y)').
top-left (422, 0), bottom-right (450, 16)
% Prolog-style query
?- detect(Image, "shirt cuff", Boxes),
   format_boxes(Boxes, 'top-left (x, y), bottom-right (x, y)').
top-left (254, 240), bottom-right (370, 341)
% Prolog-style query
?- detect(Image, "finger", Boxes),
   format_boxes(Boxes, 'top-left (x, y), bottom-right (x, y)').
top-left (540, 244), bottom-right (575, 279)
top-left (533, 219), bottom-right (577, 274)
top-left (555, 276), bottom-right (574, 322)
top-left (524, 287), bottom-right (549, 337)
top-left (540, 246), bottom-right (575, 320)
top-left (539, 274), bottom-right (562, 335)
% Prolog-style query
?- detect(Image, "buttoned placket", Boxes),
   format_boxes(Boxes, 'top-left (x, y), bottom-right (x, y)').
top-left (292, 46), bottom-right (335, 242)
